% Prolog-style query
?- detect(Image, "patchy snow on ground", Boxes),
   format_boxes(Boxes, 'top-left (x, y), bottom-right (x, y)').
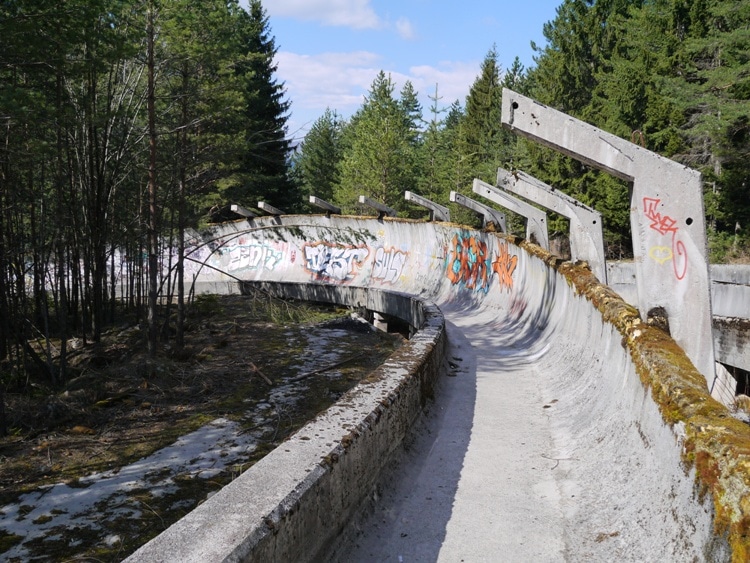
top-left (0, 418), bottom-right (257, 560)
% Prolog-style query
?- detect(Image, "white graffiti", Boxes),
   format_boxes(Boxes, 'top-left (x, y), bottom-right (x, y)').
top-left (303, 243), bottom-right (369, 282)
top-left (372, 247), bottom-right (407, 284)
top-left (227, 243), bottom-right (283, 272)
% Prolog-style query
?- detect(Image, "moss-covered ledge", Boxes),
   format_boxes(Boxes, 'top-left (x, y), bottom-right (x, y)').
top-left (508, 233), bottom-right (750, 562)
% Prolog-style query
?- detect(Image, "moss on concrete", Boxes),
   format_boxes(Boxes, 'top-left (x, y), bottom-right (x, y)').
top-left (506, 234), bottom-right (750, 562)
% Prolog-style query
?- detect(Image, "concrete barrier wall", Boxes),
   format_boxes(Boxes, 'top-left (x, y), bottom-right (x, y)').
top-left (129, 216), bottom-right (750, 561)
top-left (608, 261), bottom-right (750, 320)
top-left (127, 282), bottom-right (446, 562)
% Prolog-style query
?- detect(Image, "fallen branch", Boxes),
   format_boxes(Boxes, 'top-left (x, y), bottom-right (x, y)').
top-left (250, 362), bottom-right (273, 385)
top-left (287, 354), bottom-right (365, 383)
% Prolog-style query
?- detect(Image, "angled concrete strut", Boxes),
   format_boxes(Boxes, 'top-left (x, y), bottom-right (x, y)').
top-left (309, 196), bottom-right (341, 216)
top-left (258, 201), bottom-right (285, 216)
top-left (404, 191), bottom-right (451, 222)
top-left (472, 178), bottom-right (549, 250)
top-left (495, 168), bottom-right (606, 283)
top-left (501, 88), bottom-right (715, 387)
top-left (450, 191), bottom-right (507, 232)
top-left (359, 195), bottom-right (397, 218)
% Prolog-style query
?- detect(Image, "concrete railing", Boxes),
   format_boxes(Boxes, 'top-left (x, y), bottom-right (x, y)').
top-left (127, 215), bottom-right (750, 561)
top-left (127, 282), bottom-right (446, 562)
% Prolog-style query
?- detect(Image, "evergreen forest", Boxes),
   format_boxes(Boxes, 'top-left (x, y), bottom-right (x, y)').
top-left (1, 0), bottom-right (749, 430)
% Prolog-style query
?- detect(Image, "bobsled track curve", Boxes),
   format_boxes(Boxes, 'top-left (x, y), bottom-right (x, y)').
top-left (127, 215), bottom-right (750, 562)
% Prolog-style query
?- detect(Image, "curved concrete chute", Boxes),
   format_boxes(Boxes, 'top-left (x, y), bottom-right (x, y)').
top-left (129, 215), bottom-right (750, 562)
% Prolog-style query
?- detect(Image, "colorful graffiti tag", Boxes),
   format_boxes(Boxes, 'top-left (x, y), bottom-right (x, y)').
top-left (446, 233), bottom-right (519, 293)
top-left (492, 241), bottom-right (518, 293)
top-left (227, 242), bottom-right (283, 272)
top-left (446, 233), bottom-right (493, 293)
top-left (372, 247), bottom-right (408, 284)
top-left (643, 197), bottom-right (687, 280)
top-left (303, 242), bottom-right (369, 283)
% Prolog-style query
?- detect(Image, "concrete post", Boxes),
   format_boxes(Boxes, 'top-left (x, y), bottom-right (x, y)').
top-left (404, 191), bottom-right (451, 222)
top-left (258, 201), bottom-right (284, 216)
top-left (472, 178), bottom-right (549, 250)
top-left (501, 88), bottom-right (717, 390)
top-left (495, 169), bottom-right (606, 283)
top-left (450, 191), bottom-right (507, 232)
top-left (309, 196), bottom-right (341, 216)
top-left (230, 204), bottom-right (257, 218)
top-left (359, 196), bottom-right (397, 219)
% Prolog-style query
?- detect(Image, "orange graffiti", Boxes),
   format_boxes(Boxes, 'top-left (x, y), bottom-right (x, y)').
top-left (492, 241), bottom-right (518, 292)
top-left (446, 233), bottom-right (492, 293)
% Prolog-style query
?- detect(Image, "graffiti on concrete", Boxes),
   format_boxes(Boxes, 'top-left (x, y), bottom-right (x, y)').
top-left (226, 240), bottom-right (284, 272)
top-left (446, 233), bottom-right (519, 293)
top-left (643, 197), bottom-right (687, 280)
top-left (446, 233), bottom-right (492, 293)
top-left (372, 247), bottom-right (408, 284)
top-left (303, 242), bottom-right (369, 282)
top-left (647, 246), bottom-right (672, 265)
top-left (492, 241), bottom-right (518, 293)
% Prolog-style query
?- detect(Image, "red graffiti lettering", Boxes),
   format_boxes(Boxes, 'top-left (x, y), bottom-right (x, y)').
top-left (642, 197), bottom-right (688, 280)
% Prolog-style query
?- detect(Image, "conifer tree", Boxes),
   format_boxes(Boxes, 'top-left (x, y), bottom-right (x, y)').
top-left (296, 108), bottom-right (344, 202)
top-left (459, 45), bottom-right (510, 185)
top-left (335, 71), bottom-right (417, 214)
top-left (417, 84), bottom-right (450, 204)
top-left (232, 0), bottom-right (297, 212)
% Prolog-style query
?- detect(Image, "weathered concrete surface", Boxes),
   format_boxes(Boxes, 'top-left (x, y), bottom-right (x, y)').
top-left (608, 261), bottom-right (750, 377)
top-left (131, 215), bottom-right (750, 561)
top-left (473, 177), bottom-right (549, 250)
top-left (608, 262), bottom-right (750, 320)
top-left (502, 88), bottom-right (715, 389)
top-left (127, 285), bottom-right (445, 563)
top-left (496, 168), bottom-right (605, 282)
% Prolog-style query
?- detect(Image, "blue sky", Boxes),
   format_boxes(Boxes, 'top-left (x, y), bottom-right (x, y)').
top-left (252, 0), bottom-right (562, 142)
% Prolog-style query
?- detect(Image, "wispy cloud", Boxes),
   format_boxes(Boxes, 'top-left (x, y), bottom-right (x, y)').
top-left (277, 51), bottom-right (382, 114)
top-left (276, 50), bottom-right (480, 138)
top-left (395, 17), bottom-right (416, 40)
top-left (264, 0), bottom-right (381, 29)
top-left (407, 61), bottom-right (480, 106)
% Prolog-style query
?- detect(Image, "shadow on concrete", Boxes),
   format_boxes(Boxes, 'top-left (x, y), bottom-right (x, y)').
top-left (326, 319), bottom-right (477, 561)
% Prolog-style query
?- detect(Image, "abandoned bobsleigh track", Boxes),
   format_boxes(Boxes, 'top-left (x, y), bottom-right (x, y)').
top-left (127, 214), bottom-right (750, 562)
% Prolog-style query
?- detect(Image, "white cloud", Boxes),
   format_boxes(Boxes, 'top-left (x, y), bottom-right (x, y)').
top-left (277, 51), bottom-right (381, 112)
top-left (275, 51), bottom-right (481, 140)
top-left (395, 17), bottom-right (416, 40)
top-left (407, 61), bottom-right (480, 106)
top-left (264, 0), bottom-right (381, 29)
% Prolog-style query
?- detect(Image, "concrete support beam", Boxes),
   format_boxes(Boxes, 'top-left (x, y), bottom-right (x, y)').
top-left (230, 204), bottom-right (257, 218)
top-left (501, 88), bottom-right (715, 387)
top-left (258, 201), bottom-right (285, 216)
top-left (472, 178), bottom-right (549, 250)
top-left (309, 196), bottom-right (341, 216)
top-left (359, 195), bottom-right (397, 218)
top-left (450, 191), bottom-right (506, 232)
top-left (496, 169), bottom-right (606, 283)
top-left (404, 191), bottom-right (451, 222)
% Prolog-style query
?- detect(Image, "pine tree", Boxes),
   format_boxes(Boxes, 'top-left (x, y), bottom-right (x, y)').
top-left (459, 45), bottom-right (509, 185)
top-left (335, 71), bottom-right (417, 214)
top-left (416, 84), bottom-right (450, 204)
top-left (232, 0), bottom-right (297, 213)
top-left (296, 108), bottom-right (344, 202)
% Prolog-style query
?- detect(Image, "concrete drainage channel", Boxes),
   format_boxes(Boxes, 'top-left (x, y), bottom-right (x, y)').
top-left (126, 282), bottom-right (446, 562)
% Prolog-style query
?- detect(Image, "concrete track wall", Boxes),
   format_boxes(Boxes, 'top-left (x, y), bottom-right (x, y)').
top-left (128, 216), bottom-right (750, 561)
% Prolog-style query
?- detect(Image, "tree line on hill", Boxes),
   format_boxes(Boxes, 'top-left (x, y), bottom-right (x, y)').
top-left (295, 0), bottom-right (750, 260)
top-left (0, 0), bottom-right (748, 431)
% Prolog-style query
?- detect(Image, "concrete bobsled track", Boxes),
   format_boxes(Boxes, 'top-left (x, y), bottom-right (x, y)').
top-left (127, 215), bottom-right (750, 562)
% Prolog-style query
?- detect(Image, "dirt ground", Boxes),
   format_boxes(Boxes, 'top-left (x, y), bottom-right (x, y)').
top-left (0, 293), bottom-right (402, 560)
